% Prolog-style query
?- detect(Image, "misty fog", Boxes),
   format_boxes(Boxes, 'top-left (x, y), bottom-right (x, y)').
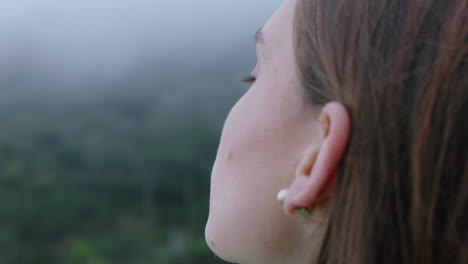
top-left (0, 2), bottom-right (287, 263)
top-left (0, 0), bottom-right (282, 84)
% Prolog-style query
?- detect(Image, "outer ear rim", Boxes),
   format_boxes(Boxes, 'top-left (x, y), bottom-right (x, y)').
top-left (283, 102), bottom-right (350, 215)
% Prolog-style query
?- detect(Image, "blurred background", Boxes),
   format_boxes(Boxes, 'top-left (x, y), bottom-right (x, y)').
top-left (0, 0), bottom-right (282, 263)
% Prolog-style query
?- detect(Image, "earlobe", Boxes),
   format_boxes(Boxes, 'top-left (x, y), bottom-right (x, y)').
top-left (283, 102), bottom-right (351, 215)
top-left (282, 144), bottom-right (320, 215)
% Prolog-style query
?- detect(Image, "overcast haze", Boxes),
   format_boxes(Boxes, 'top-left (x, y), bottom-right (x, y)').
top-left (0, 0), bottom-right (282, 83)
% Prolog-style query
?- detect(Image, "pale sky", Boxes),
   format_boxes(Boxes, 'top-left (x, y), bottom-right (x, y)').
top-left (0, 0), bottom-right (282, 82)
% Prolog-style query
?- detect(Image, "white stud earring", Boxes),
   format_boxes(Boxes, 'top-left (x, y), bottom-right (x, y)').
top-left (277, 189), bottom-right (311, 216)
top-left (277, 189), bottom-right (288, 204)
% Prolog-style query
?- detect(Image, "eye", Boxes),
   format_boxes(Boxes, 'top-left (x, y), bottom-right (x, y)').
top-left (241, 74), bottom-right (257, 86)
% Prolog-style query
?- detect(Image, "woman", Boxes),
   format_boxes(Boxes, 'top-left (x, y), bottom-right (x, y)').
top-left (205, 0), bottom-right (468, 263)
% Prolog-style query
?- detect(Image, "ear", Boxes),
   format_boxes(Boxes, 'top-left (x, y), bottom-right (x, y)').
top-left (283, 102), bottom-right (350, 215)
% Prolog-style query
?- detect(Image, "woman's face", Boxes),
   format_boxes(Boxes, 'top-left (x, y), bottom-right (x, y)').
top-left (205, 0), bottom-right (324, 263)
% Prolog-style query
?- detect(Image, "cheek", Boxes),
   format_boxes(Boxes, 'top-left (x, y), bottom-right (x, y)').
top-left (205, 89), bottom-right (304, 262)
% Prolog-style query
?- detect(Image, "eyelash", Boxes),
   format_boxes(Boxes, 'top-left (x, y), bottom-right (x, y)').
top-left (241, 74), bottom-right (257, 85)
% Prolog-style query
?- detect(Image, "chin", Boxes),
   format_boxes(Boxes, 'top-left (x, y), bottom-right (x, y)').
top-left (204, 216), bottom-right (239, 263)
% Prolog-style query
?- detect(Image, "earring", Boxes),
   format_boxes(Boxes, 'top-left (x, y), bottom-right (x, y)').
top-left (297, 208), bottom-right (311, 215)
top-left (277, 189), bottom-right (288, 204)
top-left (277, 189), bottom-right (311, 216)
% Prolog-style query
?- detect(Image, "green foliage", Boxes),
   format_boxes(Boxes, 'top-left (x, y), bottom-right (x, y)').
top-left (0, 61), bottom-right (244, 263)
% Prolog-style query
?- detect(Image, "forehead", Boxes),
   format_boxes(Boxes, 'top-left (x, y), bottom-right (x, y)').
top-left (261, 0), bottom-right (296, 47)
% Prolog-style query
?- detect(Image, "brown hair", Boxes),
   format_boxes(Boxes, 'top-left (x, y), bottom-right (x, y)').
top-left (294, 0), bottom-right (468, 263)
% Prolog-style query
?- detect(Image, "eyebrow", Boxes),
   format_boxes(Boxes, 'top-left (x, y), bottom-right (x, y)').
top-left (255, 26), bottom-right (265, 46)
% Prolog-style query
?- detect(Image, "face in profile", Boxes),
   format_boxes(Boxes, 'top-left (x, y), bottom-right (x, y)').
top-left (205, 0), bottom-right (327, 263)
top-left (206, 0), bottom-right (468, 263)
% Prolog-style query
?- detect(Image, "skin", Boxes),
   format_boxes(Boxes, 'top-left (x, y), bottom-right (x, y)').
top-left (205, 0), bottom-right (351, 263)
